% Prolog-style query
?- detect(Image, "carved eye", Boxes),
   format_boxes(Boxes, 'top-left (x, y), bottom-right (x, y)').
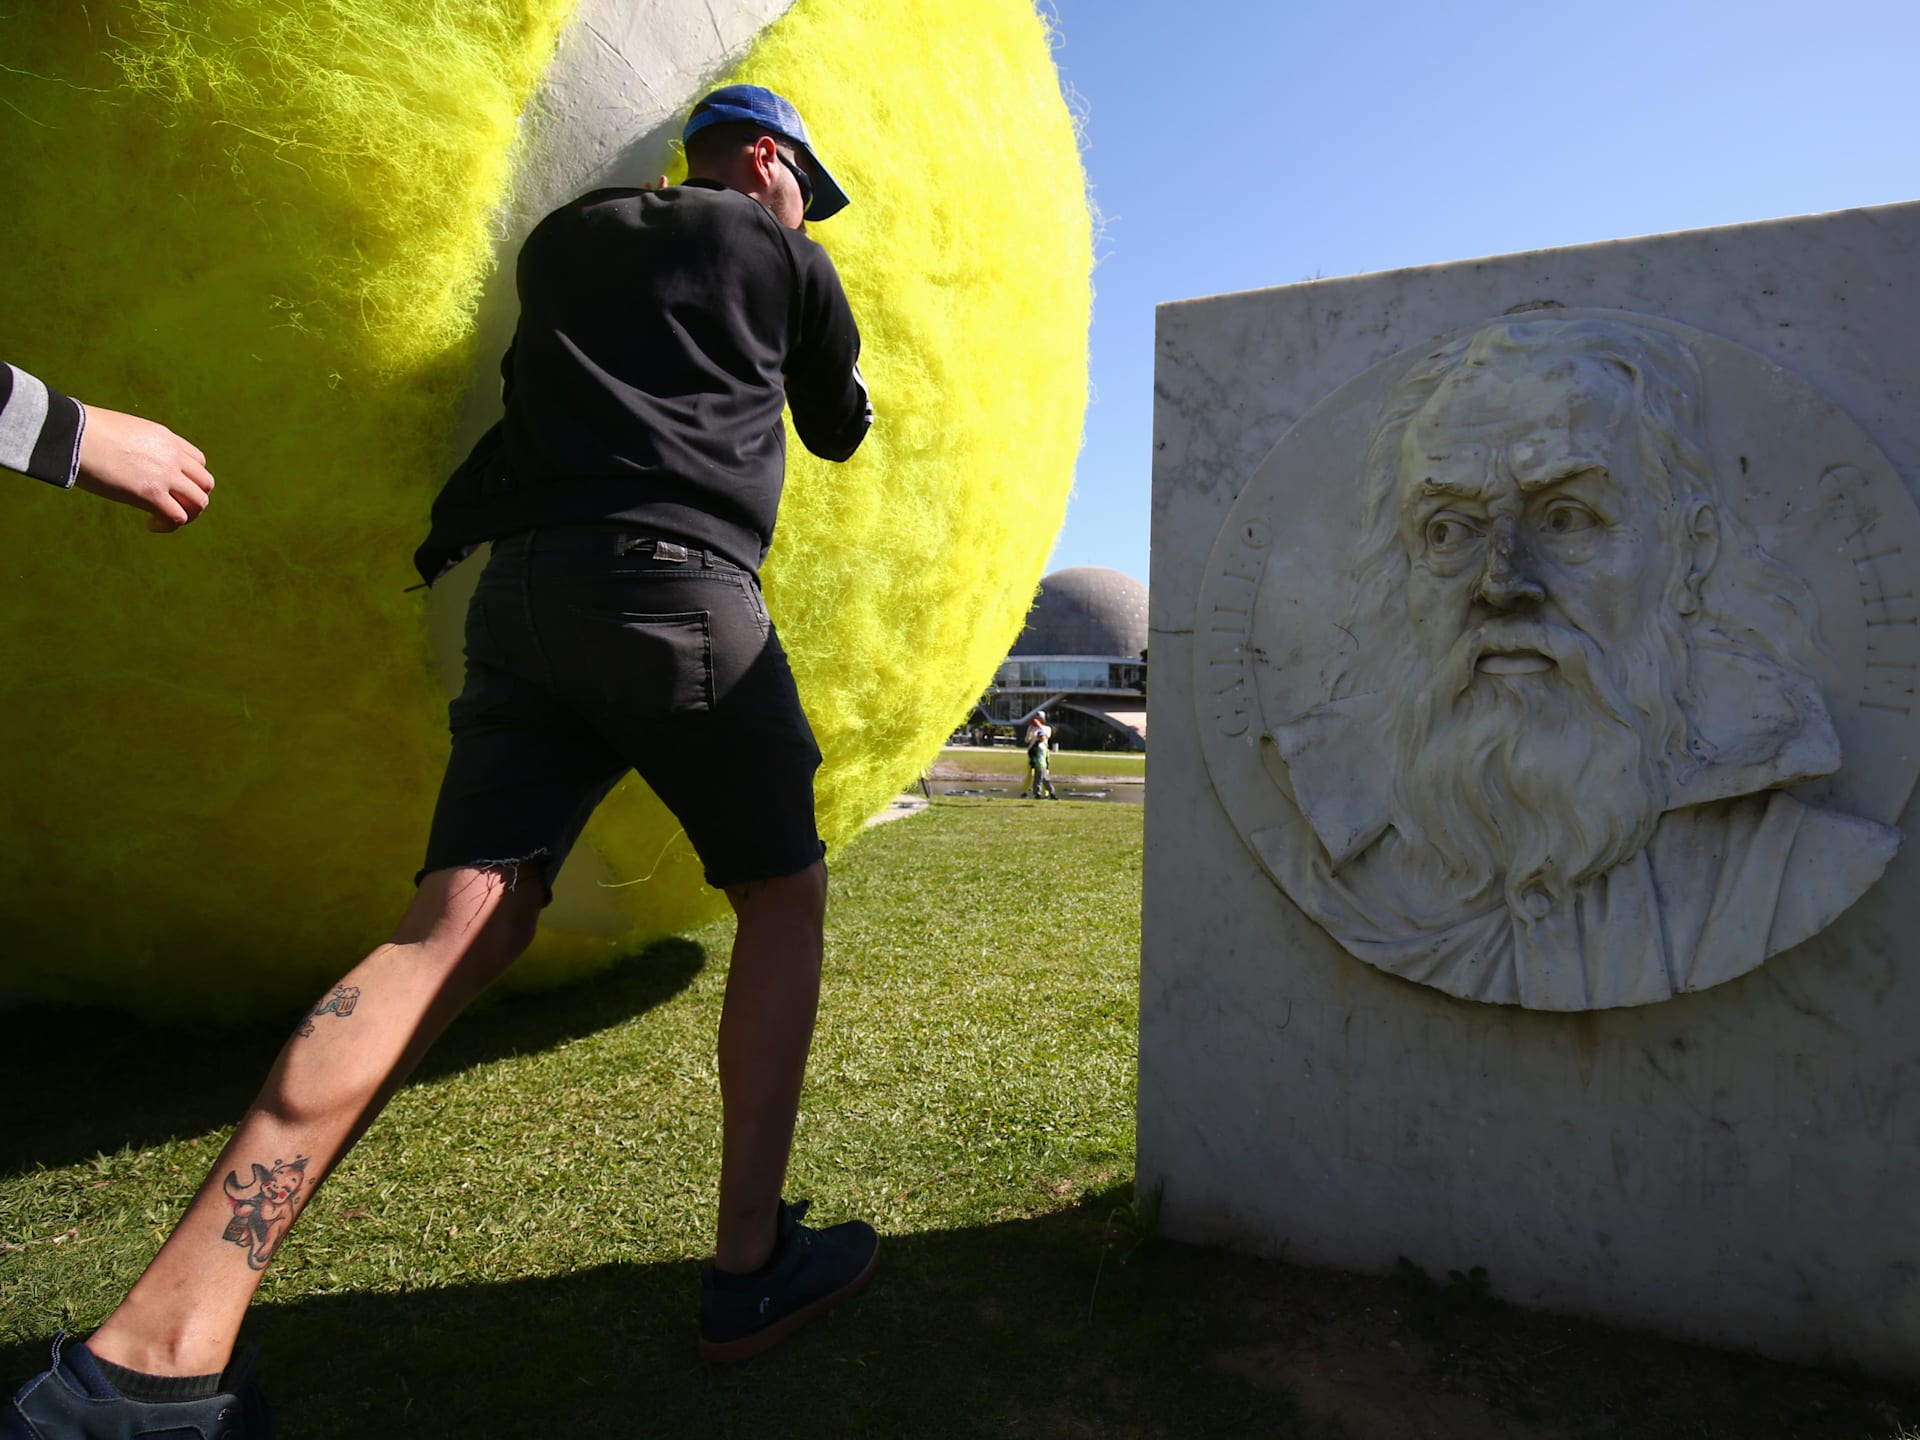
top-left (1425, 514), bottom-right (1481, 551)
top-left (1541, 501), bottom-right (1599, 535)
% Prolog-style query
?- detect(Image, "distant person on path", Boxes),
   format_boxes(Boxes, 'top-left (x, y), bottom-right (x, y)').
top-left (8, 84), bottom-right (873, 1439)
top-left (2, 362), bottom-right (215, 530)
top-left (1024, 710), bottom-right (1059, 799)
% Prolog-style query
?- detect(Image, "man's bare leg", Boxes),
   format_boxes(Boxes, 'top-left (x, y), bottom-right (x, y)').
top-left (712, 859), bottom-right (827, 1274)
top-left (84, 865), bottom-right (546, 1378)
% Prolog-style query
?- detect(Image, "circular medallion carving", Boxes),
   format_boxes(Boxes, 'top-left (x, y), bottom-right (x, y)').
top-left (1196, 309), bottom-right (1920, 1010)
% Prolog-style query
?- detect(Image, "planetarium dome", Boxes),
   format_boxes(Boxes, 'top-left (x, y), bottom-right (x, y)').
top-left (974, 567), bottom-right (1149, 750)
top-left (1010, 567), bottom-right (1148, 658)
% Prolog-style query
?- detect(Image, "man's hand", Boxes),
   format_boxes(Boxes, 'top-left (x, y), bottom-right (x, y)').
top-left (75, 404), bottom-right (216, 532)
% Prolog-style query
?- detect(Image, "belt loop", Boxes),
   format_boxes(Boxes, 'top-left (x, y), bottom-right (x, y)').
top-left (634, 537), bottom-right (694, 564)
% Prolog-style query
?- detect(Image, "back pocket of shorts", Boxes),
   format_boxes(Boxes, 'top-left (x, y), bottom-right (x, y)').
top-left (570, 606), bottom-right (714, 720)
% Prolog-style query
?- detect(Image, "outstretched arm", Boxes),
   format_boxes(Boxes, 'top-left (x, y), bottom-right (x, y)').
top-left (2, 363), bottom-right (215, 531)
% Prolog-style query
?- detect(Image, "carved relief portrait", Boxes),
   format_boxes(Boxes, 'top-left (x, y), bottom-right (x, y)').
top-left (1197, 311), bottom-right (1919, 1010)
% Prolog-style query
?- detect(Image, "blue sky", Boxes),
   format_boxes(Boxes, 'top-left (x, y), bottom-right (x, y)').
top-left (1039, 0), bottom-right (1920, 588)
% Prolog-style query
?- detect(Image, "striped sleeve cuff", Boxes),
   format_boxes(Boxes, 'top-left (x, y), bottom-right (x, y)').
top-left (0, 362), bottom-right (85, 489)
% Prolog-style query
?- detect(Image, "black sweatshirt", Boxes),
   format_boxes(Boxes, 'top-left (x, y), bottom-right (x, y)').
top-left (416, 179), bottom-right (871, 584)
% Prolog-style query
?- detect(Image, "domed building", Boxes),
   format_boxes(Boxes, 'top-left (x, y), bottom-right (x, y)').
top-left (973, 566), bottom-right (1148, 750)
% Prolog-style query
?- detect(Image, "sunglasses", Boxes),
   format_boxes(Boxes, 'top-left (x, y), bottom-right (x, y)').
top-left (778, 153), bottom-right (814, 216)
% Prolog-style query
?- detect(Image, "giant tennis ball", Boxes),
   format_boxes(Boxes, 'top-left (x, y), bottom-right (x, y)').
top-left (0, 0), bottom-right (1090, 1018)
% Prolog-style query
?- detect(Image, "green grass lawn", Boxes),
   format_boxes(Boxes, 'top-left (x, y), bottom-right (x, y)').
top-left (3, 799), bottom-right (1914, 1438)
top-left (0, 800), bottom-right (1180, 1437)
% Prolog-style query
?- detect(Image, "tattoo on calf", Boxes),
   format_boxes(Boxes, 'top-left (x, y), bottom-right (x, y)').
top-left (297, 984), bottom-right (361, 1038)
top-left (221, 1155), bottom-right (309, 1270)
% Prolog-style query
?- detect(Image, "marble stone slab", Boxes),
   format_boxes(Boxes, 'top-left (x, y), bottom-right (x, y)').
top-left (1141, 200), bottom-right (1920, 1378)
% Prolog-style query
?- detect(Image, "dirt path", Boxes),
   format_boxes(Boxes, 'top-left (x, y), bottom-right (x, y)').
top-left (1198, 1256), bottom-right (1917, 1439)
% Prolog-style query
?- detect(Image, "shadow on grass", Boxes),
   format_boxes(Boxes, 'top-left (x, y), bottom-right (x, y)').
top-left (0, 1186), bottom-right (1317, 1440)
top-left (0, 938), bottom-right (706, 1176)
top-left (7, 1185), bottom-right (1914, 1440)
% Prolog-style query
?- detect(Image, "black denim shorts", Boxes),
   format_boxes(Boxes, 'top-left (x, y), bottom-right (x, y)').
top-left (419, 525), bottom-right (825, 895)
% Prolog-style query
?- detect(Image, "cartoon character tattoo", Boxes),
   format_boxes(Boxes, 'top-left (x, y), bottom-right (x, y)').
top-left (221, 1155), bottom-right (309, 1270)
top-left (297, 984), bottom-right (361, 1038)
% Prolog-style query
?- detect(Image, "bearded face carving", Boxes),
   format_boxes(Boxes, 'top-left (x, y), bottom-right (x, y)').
top-left (1224, 314), bottom-right (1904, 1010)
top-left (1385, 341), bottom-right (1709, 918)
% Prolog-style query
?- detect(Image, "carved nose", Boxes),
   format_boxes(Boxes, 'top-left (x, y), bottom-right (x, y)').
top-left (1476, 516), bottom-right (1545, 609)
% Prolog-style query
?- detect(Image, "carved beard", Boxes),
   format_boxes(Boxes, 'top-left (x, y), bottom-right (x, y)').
top-left (1388, 611), bottom-right (1691, 917)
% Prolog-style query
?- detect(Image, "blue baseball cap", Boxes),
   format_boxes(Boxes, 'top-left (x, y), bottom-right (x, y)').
top-left (683, 84), bottom-right (850, 221)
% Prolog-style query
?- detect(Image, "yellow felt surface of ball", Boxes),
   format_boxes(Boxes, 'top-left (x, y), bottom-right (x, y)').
top-left (0, 0), bottom-right (1090, 1017)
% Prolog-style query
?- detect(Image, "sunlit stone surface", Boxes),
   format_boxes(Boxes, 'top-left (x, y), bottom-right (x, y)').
top-left (1141, 202), bottom-right (1920, 1377)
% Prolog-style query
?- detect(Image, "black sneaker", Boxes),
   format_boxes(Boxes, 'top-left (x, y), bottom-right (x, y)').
top-left (698, 1199), bottom-right (878, 1362)
top-left (4, 1332), bottom-right (272, 1440)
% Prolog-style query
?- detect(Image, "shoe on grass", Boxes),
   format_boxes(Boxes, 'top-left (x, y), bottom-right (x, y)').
top-left (4, 1332), bottom-right (272, 1440)
top-left (698, 1198), bottom-right (878, 1362)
